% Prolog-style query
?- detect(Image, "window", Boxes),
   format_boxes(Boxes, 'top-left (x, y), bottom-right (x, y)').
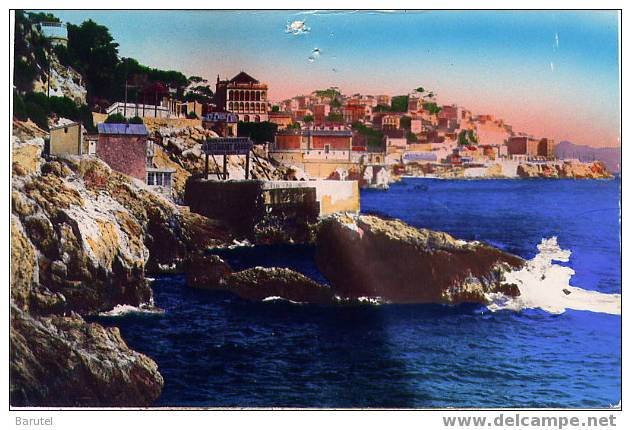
top-left (64, 127), bottom-right (68, 133)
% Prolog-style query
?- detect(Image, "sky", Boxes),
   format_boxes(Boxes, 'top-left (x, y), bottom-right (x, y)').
top-left (39, 10), bottom-right (620, 147)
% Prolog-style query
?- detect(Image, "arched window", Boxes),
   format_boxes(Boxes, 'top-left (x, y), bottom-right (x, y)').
top-left (255, 115), bottom-right (261, 123)
top-left (228, 90), bottom-right (233, 100)
top-left (244, 115), bottom-right (250, 122)
top-left (256, 92), bottom-right (261, 101)
top-left (239, 91), bottom-right (243, 101)
top-left (245, 91), bottom-right (250, 101)
top-left (229, 102), bottom-right (234, 110)
top-left (240, 102), bottom-right (244, 111)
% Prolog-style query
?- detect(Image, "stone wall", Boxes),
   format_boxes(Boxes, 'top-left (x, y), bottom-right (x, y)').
top-left (92, 113), bottom-right (202, 132)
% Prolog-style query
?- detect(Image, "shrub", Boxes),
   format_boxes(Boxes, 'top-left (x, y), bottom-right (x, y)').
top-left (129, 116), bottom-right (144, 124)
top-left (104, 113), bottom-right (127, 124)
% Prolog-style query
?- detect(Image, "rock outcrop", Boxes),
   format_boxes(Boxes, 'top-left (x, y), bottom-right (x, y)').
top-left (315, 214), bottom-right (524, 304)
top-left (184, 255), bottom-right (334, 304)
top-left (10, 305), bottom-right (163, 407)
top-left (517, 160), bottom-right (613, 179)
top-left (224, 267), bottom-right (333, 304)
top-left (10, 125), bottom-right (233, 406)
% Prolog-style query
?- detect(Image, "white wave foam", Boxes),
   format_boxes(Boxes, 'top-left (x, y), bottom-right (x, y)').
top-left (98, 303), bottom-right (164, 317)
top-left (262, 296), bottom-right (303, 304)
top-left (486, 237), bottom-right (620, 315)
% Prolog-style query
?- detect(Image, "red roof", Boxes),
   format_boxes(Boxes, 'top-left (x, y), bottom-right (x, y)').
top-left (229, 71), bottom-right (259, 84)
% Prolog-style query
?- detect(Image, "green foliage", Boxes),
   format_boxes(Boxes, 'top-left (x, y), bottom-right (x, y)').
top-left (314, 88), bottom-right (341, 99)
top-left (12, 91), bottom-right (93, 131)
top-left (326, 112), bottom-right (343, 122)
top-left (302, 114), bottom-right (314, 123)
top-left (129, 116), bottom-right (144, 124)
top-left (423, 102), bottom-right (442, 115)
top-left (330, 98), bottom-right (342, 108)
top-left (400, 116), bottom-right (412, 130)
top-left (237, 121), bottom-right (278, 144)
top-left (406, 131), bottom-right (418, 143)
top-left (188, 76), bottom-right (204, 83)
top-left (12, 91), bottom-right (48, 129)
top-left (390, 95), bottom-right (409, 112)
top-left (105, 113), bottom-right (127, 124)
top-left (415, 86), bottom-right (425, 94)
top-left (66, 20), bottom-right (120, 101)
top-left (468, 129), bottom-right (478, 143)
top-left (373, 104), bottom-right (390, 113)
top-left (183, 92), bottom-right (212, 105)
top-left (271, 105), bottom-right (280, 112)
top-left (186, 112), bottom-right (198, 119)
top-left (458, 129), bottom-right (478, 146)
top-left (28, 12), bottom-right (61, 23)
top-left (287, 122), bottom-right (301, 129)
top-left (352, 121), bottom-right (384, 150)
top-left (79, 105), bottom-right (96, 132)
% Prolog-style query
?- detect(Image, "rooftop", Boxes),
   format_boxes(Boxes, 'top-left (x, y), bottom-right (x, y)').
top-left (97, 123), bottom-right (148, 136)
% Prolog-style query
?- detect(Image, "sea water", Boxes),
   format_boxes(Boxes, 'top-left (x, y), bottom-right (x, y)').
top-left (96, 178), bottom-right (621, 408)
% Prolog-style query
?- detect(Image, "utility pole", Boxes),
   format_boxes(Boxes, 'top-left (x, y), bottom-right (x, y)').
top-left (47, 46), bottom-right (51, 98)
top-left (124, 79), bottom-right (128, 117)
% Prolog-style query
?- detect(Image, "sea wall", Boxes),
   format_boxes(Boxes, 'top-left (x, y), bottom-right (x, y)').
top-left (185, 178), bottom-right (359, 242)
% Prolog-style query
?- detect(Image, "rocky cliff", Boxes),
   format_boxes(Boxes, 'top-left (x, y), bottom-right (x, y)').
top-left (10, 125), bottom-right (231, 406)
top-left (315, 214), bottom-right (524, 304)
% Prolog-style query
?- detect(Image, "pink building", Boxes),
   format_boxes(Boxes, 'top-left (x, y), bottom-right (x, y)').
top-left (96, 123), bottom-right (148, 181)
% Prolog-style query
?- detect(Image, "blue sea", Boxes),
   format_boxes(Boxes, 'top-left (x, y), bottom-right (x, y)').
top-left (97, 178), bottom-right (621, 408)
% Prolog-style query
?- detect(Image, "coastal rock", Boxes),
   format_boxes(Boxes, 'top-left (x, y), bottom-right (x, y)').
top-left (11, 123), bottom-right (234, 406)
top-left (184, 254), bottom-right (233, 289)
top-left (10, 305), bottom-right (163, 407)
top-left (225, 267), bottom-right (334, 304)
top-left (315, 214), bottom-right (524, 304)
top-left (517, 160), bottom-right (613, 179)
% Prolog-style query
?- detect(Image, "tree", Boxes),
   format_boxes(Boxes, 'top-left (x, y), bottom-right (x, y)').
top-left (390, 95), bottom-right (409, 112)
top-left (373, 104), bottom-right (390, 113)
top-left (302, 114), bottom-right (314, 123)
top-left (407, 131), bottom-right (418, 143)
top-left (271, 105), bottom-right (280, 112)
top-left (66, 20), bottom-right (120, 101)
top-left (458, 129), bottom-right (478, 146)
top-left (326, 112), bottom-right (343, 122)
top-left (352, 121), bottom-right (384, 150)
top-left (237, 121), bottom-right (278, 144)
top-left (105, 113), bottom-right (127, 124)
top-left (400, 116), bottom-right (412, 130)
top-left (330, 98), bottom-right (342, 108)
top-left (129, 116), bottom-right (144, 124)
top-left (423, 102), bottom-right (442, 115)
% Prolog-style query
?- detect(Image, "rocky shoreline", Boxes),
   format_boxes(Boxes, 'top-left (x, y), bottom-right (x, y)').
top-left (10, 122), bottom-right (545, 406)
top-left (10, 125), bottom-right (233, 406)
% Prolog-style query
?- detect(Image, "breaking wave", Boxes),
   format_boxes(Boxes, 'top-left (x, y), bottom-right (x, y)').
top-left (486, 237), bottom-right (621, 315)
top-left (98, 303), bottom-right (164, 317)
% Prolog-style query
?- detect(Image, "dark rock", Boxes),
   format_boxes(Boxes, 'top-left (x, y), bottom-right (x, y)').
top-left (10, 305), bottom-right (163, 407)
top-left (184, 254), bottom-right (233, 289)
top-left (315, 214), bottom-right (524, 304)
top-left (225, 267), bottom-right (334, 304)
